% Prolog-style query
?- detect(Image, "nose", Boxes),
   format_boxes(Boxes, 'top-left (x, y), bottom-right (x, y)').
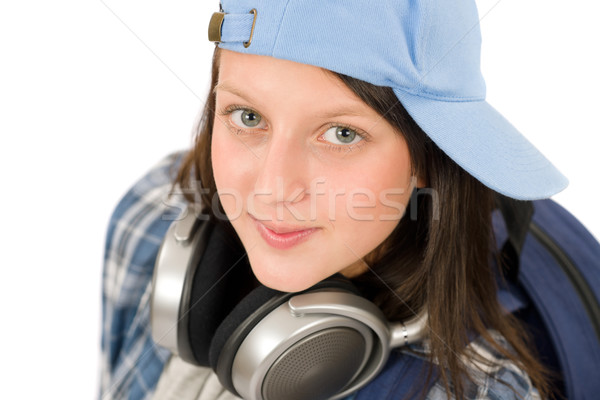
top-left (253, 131), bottom-right (309, 208)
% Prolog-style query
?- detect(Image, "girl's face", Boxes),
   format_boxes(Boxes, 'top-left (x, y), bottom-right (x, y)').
top-left (212, 49), bottom-right (417, 292)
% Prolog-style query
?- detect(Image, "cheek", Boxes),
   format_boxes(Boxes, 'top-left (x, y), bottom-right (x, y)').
top-left (328, 189), bottom-right (407, 265)
top-left (322, 154), bottom-right (414, 263)
top-left (327, 160), bottom-right (414, 222)
top-left (211, 127), bottom-right (254, 215)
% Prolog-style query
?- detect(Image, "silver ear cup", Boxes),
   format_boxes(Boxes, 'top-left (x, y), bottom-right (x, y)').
top-left (261, 327), bottom-right (368, 400)
top-left (150, 210), bottom-right (210, 363)
top-left (230, 291), bottom-right (392, 400)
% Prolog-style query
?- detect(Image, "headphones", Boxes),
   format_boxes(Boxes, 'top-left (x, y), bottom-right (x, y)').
top-left (150, 208), bottom-right (428, 400)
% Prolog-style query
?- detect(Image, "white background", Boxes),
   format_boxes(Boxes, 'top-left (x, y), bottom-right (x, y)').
top-left (0, 0), bottom-right (598, 398)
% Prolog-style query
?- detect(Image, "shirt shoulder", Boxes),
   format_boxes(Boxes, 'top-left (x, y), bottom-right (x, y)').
top-left (425, 331), bottom-right (540, 400)
top-left (101, 152), bottom-right (188, 400)
top-left (103, 151), bottom-right (186, 327)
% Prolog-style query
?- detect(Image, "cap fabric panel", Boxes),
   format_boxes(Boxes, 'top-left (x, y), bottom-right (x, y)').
top-left (394, 88), bottom-right (568, 200)
top-left (416, 0), bottom-right (486, 99)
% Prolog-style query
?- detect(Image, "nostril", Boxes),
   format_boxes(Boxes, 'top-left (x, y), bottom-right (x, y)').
top-left (284, 187), bottom-right (306, 204)
top-left (253, 175), bottom-right (308, 205)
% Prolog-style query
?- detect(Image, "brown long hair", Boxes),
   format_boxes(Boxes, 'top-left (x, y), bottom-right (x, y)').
top-left (174, 49), bottom-right (552, 399)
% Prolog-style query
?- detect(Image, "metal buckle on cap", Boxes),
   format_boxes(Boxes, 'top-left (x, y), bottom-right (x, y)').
top-left (244, 9), bottom-right (257, 48)
top-left (208, 12), bottom-right (225, 43)
top-left (207, 9), bottom-right (257, 48)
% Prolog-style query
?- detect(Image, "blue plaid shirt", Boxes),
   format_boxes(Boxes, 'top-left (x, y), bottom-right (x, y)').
top-left (100, 153), bottom-right (540, 400)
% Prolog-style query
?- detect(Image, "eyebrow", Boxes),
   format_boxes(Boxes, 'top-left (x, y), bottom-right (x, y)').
top-left (314, 108), bottom-right (366, 119)
top-left (213, 82), bottom-right (259, 105)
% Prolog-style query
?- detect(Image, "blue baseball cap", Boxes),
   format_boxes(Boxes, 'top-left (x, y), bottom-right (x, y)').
top-left (208, 0), bottom-right (568, 200)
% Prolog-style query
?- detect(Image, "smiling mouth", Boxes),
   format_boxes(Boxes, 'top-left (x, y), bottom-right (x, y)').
top-left (251, 217), bottom-right (319, 250)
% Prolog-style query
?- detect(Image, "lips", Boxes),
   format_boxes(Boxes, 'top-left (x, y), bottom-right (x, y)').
top-left (251, 216), bottom-right (319, 250)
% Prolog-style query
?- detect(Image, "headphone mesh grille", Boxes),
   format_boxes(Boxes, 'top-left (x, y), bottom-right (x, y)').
top-left (262, 327), bottom-right (367, 400)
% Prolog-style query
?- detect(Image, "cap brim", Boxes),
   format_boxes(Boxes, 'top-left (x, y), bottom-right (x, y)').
top-left (393, 88), bottom-right (568, 200)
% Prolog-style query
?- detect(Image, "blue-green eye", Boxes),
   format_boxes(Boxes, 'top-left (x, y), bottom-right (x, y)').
top-left (231, 109), bottom-right (264, 128)
top-left (322, 126), bottom-right (362, 145)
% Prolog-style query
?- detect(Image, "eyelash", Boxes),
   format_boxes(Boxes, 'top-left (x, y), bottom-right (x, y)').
top-left (218, 104), bottom-right (266, 134)
top-left (320, 123), bottom-right (370, 153)
top-left (217, 105), bottom-right (371, 153)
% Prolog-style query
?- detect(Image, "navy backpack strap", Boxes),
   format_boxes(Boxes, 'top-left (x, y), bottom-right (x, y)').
top-left (497, 197), bottom-right (600, 399)
top-left (521, 199), bottom-right (600, 399)
top-left (529, 200), bottom-right (600, 339)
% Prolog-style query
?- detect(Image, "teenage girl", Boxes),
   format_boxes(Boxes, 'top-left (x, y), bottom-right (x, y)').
top-left (101, 1), bottom-right (569, 399)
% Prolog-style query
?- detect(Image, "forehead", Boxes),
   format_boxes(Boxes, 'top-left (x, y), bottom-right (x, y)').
top-left (218, 49), bottom-right (336, 85)
top-left (216, 49), bottom-right (380, 118)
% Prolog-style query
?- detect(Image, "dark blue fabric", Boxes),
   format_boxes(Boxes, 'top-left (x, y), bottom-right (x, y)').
top-left (494, 199), bottom-right (600, 399)
top-left (519, 199), bottom-right (600, 399)
top-left (354, 351), bottom-right (435, 400)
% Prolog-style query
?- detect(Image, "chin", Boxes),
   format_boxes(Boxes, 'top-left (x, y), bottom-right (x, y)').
top-left (251, 268), bottom-right (317, 293)
top-left (248, 255), bottom-right (328, 293)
